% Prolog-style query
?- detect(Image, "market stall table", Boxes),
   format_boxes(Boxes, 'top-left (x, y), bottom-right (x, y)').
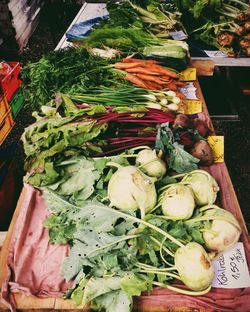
top-left (1, 3), bottom-right (250, 311)
top-left (0, 78), bottom-right (250, 311)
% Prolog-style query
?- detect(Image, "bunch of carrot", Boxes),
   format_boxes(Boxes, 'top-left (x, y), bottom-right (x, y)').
top-left (114, 58), bottom-right (186, 98)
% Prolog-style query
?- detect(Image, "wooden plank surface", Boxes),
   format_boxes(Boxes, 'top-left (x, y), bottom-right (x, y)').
top-left (191, 56), bottom-right (250, 67)
top-left (192, 60), bottom-right (215, 77)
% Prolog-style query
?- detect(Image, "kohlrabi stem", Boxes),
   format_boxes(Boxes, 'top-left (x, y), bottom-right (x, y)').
top-left (172, 173), bottom-right (186, 179)
top-left (199, 204), bottom-right (222, 212)
top-left (158, 183), bottom-right (176, 192)
top-left (136, 262), bottom-right (176, 271)
top-left (201, 228), bottom-right (218, 235)
top-left (106, 161), bottom-right (122, 169)
top-left (185, 216), bottom-right (240, 230)
top-left (150, 236), bottom-right (175, 258)
top-left (140, 269), bottom-right (181, 280)
top-left (147, 202), bottom-right (162, 214)
top-left (100, 196), bottom-right (109, 203)
top-left (98, 205), bottom-right (184, 247)
top-left (120, 155), bottom-right (137, 158)
top-left (153, 282), bottom-right (212, 296)
top-left (137, 158), bottom-right (158, 170)
top-left (76, 234), bottom-right (139, 257)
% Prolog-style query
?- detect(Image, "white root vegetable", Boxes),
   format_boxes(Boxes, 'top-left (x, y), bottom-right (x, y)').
top-left (108, 165), bottom-right (157, 218)
top-left (160, 184), bottom-right (195, 220)
top-left (175, 242), bottom-right (214, 291)
top-left (202, 207), bottom-right (241, 253)
top-left (181, 170), bottom-right (219, 206)
top-left (136, 149), bottom-right (167, 179)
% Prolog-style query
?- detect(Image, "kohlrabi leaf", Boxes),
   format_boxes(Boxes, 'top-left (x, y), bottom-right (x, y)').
top-left (93, 289), bottom-right (132, 312)
top-left (155, 123), bottom-right (199, 174)
top-left (62, 227), bottom-right (130, 281)
top-left (42, 187), bottom-right (79, 214)
top-left (82, 276), bottom-right (121, 304)
top-left (120, 272), bottom-right (153, 296)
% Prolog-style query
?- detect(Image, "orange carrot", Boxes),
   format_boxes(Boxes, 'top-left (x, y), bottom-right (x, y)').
top-left (122, 58), bottom-right (158, 65)
top-left (136, 73), bottom-right (167, 85)
top-left (160, 75), bottom-right (171, 81)
top-left (125, 67), bottom-right (160, 75)
top-left (144, 81), bottom-right (162, 90)
top-left (124, 73), bottom-right (148, 88)
top-left (114, 62), bottom-right (143, 69)
top-left (142, 64), bottom-right (178, 78)
top-left (166, 81), bottom-right (178, 91)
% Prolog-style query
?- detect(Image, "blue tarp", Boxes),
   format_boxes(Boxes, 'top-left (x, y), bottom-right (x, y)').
top-left (66, 15), bottom-right (109, 41)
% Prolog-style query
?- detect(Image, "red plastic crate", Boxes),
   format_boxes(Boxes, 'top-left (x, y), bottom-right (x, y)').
top-left (0, 62), bottom-right (22, 101)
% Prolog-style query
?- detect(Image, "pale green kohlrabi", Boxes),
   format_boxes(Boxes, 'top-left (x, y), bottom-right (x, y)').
top-left (159, 184), bottom-right (195, 220)
top-left (201, 206), bottom-right (241, 253)
top-left (175, 242), bottom-right (214, 291)
top-left (108, 165), bottom-right (157, 219)
top-left (181, 170), bottom-right (219, 206)
top-left (136, 148), bottom-right (167, 179)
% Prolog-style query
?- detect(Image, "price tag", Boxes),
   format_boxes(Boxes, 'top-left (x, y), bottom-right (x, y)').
top-left (204, 50), bottom-right (228, 58)
top-left (179, 82), bottom-right (198, 100)
top-left (183, 100), bottom-right (202, 114)
top-left (207, 136), bottom-right (224, 163)
top-left (212, 242), bottom-right (250, 288)
top-left (170, 30), bottom-right (188, 41)
top-left (179, 68), bottom-right (196, 81)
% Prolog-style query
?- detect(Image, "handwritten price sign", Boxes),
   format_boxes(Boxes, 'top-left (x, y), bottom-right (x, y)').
top-left (212, 242), bottom-right (250, 288)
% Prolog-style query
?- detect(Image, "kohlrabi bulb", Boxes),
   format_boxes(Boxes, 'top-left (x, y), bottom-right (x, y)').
top-left (108, 165), bottom-right (157, 218)
top-left (136, 149), bottom-right (167, 179)
top-left (181, 170), bottom-right (219, 206)
top-left (160, 184), bottom-right (195, 220)
top-left (175, 242), bottom-right (214, 291)
top-left (203, 207), bottom-right (241, 253)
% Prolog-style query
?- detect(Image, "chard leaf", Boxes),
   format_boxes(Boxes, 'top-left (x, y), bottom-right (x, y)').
top-left (93, 289), bottom-right (132, 312)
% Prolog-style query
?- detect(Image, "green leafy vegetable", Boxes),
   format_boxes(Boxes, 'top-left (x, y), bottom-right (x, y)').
top-left (155, 123), bottom-right (199, 173)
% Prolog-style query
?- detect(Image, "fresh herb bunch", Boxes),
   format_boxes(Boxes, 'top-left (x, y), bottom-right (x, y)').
top-left (22, 47), bottom-right (117, 110)
top-left (79, 27), bottom-right (157, 51)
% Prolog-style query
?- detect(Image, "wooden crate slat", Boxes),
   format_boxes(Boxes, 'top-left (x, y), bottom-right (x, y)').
top-left (8, 0), bottom-right (30, 18)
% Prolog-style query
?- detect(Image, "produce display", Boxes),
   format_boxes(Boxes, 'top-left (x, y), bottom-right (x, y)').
top-left (3, 1), bottom-right (248, 312)
top-left (175, 0), bottom-right (250, 57)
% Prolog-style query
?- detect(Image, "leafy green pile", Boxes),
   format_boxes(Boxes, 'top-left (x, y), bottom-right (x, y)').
top-left (103, 0), bottom-right (186, 38)
top-left (77, 27), bottom-right (159, 52)
top-left (21, 108), bottom-right (107, 187)
top-left (42, 186), bottom-right (207, 312)
top-left (175, 0), bottom-right (250, 56)
top-left (22, 47), bottom-right (117, 110)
